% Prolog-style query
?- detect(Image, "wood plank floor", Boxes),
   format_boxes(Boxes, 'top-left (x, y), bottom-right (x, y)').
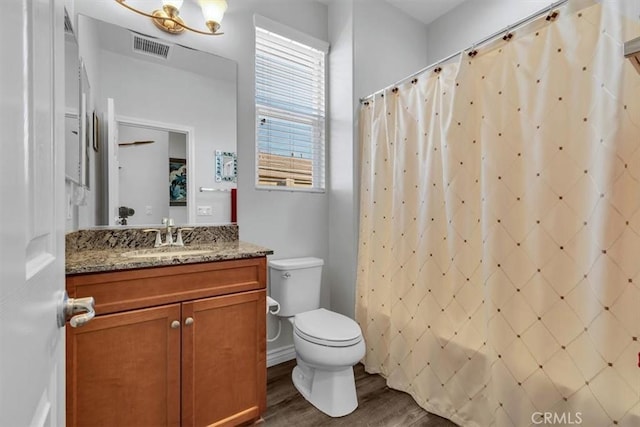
top-left (264, 360), bottom-right (459, 426)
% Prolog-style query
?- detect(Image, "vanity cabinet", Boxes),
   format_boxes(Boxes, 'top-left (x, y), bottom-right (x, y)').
top-left (66, 257), bottom-right (267, 427)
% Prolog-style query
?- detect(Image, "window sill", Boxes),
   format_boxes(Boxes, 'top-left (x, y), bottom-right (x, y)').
top-left (254, 185), bottom-right (325, 194)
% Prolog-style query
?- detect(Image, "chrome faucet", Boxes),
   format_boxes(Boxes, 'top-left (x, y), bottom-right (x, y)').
top-left (143, 218), bottom-right (193, 247)
top-left (163, 217), bottom-right (175, 245)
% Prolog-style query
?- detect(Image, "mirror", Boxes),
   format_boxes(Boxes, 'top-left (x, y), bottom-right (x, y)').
top-left (215, 150), bottom-right (237, 182)
top-left (70, 14), bottom-right (237, 227)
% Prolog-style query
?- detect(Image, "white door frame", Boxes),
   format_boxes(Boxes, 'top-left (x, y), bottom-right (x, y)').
top-left (112, 114), bottom-right (196, 225)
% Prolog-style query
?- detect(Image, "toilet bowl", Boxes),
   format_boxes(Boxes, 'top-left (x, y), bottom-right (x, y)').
top-left (290, 309), bottom-right (365, 417)
top-left (268, 258), bottom-right (366, 417)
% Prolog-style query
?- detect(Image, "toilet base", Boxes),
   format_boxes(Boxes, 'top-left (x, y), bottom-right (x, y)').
top-left (291, 360), bottom-right (358, 417)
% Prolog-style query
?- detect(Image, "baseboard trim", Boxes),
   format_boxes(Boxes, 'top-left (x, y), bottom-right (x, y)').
top-left (267, 344), bottom-right (296, 367)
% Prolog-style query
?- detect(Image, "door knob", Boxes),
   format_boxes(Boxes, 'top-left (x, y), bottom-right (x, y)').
top-left (170, 320), bottom-right (181, 329)
top-left (59, 292), bottom-right (95, 328)
top-left (184, 317), bottom-right (194, 326)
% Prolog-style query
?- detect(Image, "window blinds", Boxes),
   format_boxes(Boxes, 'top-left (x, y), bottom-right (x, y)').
top-left (255, 26), bottom-right (326, 190)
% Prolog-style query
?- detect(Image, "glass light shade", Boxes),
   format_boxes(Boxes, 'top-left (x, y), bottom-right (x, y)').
top-left (198, 0), bottom-right (228, 24)
top-left (163, 0), bottom-right (184, 9)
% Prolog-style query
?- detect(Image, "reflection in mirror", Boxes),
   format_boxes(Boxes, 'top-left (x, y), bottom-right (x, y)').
top-left (64, 25), bottom-right (81, 184)
top-left (215, 150), bottom-right (237, 182)
top-left (73, 14), bottom-right (237, 227)
top-left (117, 124), bottom-right (188, 225)
top-left (79, 61), bottom-right (91, 189)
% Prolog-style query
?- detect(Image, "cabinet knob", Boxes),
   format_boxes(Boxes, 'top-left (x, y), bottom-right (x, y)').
top-left (184, 317), bottom-right (194, 326)
top-left (170, 320), bottom-right (180, 329)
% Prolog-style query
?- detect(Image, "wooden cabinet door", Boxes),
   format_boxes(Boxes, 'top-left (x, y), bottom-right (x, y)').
top-left (66, 304), bottom-right (182, 427)
top-left (182, 290), bottom-right (266, 427)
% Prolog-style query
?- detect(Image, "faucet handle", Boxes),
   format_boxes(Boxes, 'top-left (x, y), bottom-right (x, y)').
top-left (143, 229), bottom-right (162, 247)
top-left (175, 227), bottom-right (194, 247)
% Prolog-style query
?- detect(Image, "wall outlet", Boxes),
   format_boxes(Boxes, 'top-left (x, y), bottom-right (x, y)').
top-left (145, 205), bottom-right (153, 215)
top-left (197, 206), bottom-right (213, 216)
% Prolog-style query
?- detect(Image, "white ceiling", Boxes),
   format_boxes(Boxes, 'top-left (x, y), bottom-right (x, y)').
top-left (314, 0), bottom-right (469, 25)
top-left (384, 0), bottom-right (468, 25)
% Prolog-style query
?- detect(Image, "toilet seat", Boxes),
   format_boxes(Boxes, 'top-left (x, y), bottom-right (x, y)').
top-left (294, 308), bottom-right (362, 347)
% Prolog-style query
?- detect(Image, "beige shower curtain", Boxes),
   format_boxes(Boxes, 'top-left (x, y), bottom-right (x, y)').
top-left (356, 2), bottom-right (640, 426)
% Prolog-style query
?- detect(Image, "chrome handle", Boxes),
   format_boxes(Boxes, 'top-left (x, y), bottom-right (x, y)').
top-left (170, 320), bottom-right (180, 329)
top-left (63, 295), bottom-right (95, 328)
top-left (184, 317), bottom-right (194, 326)
top-left (143, 229), bottom-right (162, 247)
top-left (175, 228), bottom-right (194, 246)
top-left (282, 272), bottom-right (291, 278)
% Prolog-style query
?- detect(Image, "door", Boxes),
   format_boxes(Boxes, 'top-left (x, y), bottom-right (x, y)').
top-left (0, 0), bottom-right (66, 426)
top-left (182, 290), bottom-right (266, 427)
top-left (66, 304), bottom-right (182, 427)
top-left (106, 97), bottom-right (119, 225)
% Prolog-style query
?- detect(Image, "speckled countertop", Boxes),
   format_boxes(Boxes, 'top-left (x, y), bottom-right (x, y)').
top-left (66, 225), bottom-right (273, 275)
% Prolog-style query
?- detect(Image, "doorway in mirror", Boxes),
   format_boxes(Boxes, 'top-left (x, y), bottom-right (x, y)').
top-left (117, 123), bottom-right (189, 225)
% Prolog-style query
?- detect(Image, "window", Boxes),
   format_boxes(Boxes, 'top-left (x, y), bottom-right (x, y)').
top-left (255, 20), bottom-right (327, 191)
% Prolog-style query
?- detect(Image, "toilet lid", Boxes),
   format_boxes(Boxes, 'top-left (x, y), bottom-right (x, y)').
top-left (294, 308), bottom-right (363, 347)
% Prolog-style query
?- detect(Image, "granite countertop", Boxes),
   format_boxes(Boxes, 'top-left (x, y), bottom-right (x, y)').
top-left (65, 225), bottom-right (273, 275)
top-left (66, 241), bottom-right (273, 275)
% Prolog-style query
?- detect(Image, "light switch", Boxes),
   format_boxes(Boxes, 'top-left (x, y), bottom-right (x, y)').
top-left (145, 205), bottom-right (153, 215)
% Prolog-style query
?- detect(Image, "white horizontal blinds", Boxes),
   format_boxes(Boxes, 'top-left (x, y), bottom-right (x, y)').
top-left (255, 26), bottom-right (326, 190)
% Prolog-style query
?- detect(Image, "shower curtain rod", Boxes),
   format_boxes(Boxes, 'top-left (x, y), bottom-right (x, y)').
top-left (359, 0), bottom-right (569, 103)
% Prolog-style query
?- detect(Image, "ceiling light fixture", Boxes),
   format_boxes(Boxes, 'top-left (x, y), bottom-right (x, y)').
top-left (115, 0), bottom-right (227, 35)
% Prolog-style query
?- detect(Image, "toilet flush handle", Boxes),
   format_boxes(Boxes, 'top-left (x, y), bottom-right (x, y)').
top-left (282, 272), bottom-right (291, 279)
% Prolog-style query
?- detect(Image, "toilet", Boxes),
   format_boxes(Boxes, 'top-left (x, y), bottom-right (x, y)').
top-left (269, 257), bottom-right (365, 417)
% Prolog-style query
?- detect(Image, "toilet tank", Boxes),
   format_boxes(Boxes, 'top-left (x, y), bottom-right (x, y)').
top-left (268, 257), bottom-right (324, 317)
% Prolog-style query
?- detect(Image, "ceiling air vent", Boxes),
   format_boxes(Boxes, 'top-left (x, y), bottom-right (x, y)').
top-left (131, 33), bottom-right (172, 60)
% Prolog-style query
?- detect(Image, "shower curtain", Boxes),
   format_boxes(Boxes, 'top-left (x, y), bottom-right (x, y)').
top-left (356, 2), bottom-right (640, 426)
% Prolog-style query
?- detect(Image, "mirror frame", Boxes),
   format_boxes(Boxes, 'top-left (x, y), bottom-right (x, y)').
top-left (215, 150), bottom-right (237, 182)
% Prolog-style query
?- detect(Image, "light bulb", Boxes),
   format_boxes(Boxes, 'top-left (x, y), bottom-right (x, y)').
top-left (198, 0), bottom-right (227, 25)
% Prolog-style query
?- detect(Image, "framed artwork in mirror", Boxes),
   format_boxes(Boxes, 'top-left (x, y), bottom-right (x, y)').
top-left (169, 157), bottom-right (187, 206)
top-left (215, 150), bottom-right (237, 182)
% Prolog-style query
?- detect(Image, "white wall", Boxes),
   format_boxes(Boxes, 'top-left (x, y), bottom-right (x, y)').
top-left (425, 0), bottom-right (560, 65)
top-left (326, 0), bottom-right (429, 319)
top-left (327, 0), bottom-right (355, 320)
top-left (353, 0), bottom-right (430, 100)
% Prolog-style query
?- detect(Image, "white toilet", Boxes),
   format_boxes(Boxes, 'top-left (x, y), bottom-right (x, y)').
top-left (269, 257), bottom-right (365, 417)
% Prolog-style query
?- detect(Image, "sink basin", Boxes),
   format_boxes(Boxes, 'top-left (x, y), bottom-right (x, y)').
top-left (121, 248), bottom-right (215, 259)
